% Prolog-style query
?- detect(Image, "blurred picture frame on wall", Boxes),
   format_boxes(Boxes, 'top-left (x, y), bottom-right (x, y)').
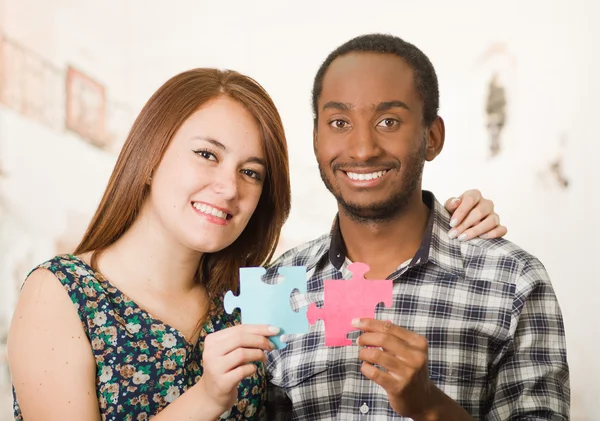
top-left (0, 32), bottom-right (23, 113)
top-left (0, 33), bottom-right (65, 131)
top-left (65, 66), bottom-right (107, 149)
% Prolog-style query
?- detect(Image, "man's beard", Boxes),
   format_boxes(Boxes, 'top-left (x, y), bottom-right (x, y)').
top-left (319, 137), bottom-right (427, 224)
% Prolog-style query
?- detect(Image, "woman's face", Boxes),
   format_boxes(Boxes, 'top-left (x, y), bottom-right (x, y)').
top-left (145, 96), bottom-right (266, 254)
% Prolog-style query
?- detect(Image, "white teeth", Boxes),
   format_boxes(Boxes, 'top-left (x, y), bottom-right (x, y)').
top-left (193, 203), bottom-right (228, 220)
top-left (346, 170), bottom-right (387, 181)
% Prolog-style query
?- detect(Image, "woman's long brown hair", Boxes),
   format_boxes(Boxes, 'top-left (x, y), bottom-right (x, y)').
top-left (74, 68), bottom-right (291, 299)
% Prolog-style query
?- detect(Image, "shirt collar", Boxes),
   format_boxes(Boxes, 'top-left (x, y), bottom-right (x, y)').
top-left (328, 191), bottom-right (465, 278)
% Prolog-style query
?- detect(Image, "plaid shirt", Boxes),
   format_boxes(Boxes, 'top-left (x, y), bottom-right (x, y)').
top-left (264, 191), bottom-right (569, 420)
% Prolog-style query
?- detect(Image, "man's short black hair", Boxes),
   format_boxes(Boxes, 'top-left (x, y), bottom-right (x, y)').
top-left (312, 33), bottom-right (440, 127)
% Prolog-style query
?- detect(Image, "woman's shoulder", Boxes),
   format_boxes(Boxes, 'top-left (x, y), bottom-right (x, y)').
top-left (9, 258), bottom-right (96, 352)
top-left (21, 253), bottom-right (106, 313)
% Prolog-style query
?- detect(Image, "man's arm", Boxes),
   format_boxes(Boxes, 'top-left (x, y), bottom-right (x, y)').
top-left (486, 259), bottom-right (570, 420)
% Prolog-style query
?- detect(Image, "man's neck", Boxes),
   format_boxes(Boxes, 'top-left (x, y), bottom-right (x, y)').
top-left (338, 192), bottom-right (430, 279)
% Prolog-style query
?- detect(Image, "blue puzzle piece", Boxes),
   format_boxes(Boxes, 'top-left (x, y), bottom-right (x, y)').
top-left (224, 266), bottom-right (308, 349)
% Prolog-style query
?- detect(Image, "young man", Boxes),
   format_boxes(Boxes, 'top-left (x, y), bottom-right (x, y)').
top-left (265, 34), bottom-right (569, 420)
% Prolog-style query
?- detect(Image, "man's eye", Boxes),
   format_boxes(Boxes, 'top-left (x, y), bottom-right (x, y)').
top-left (378, 118), bottom-right (399, 128)
top-left (330, 120), bottom-right (349, 129)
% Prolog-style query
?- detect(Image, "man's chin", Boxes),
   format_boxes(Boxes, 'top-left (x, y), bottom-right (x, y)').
top-left (340, 202), bottom-right (398, 222)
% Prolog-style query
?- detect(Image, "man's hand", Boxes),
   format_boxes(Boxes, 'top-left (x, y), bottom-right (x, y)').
top-left (353, 318), bottom-right (474, 421)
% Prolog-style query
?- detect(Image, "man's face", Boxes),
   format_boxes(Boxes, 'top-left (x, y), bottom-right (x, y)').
top-left (314, 52), bottom-right (440, 223)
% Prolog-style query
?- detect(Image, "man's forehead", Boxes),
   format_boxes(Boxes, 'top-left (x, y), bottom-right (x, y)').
top-left (326, 52), bottom-right (411, 77)
top-left (321, 53), bottom-right (414, 94)
top-left (319, 53), bottom-right (417, 110)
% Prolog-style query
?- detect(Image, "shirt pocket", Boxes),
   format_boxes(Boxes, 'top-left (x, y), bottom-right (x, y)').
top-left (429, 359), bottom-right (488, 384)
top-left (427, 323), bottom-right (496, 386)
top-left (428, 354), bottom-right (489, 415)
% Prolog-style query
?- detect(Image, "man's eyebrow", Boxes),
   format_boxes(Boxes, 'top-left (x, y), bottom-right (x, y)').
top-left (375, 101), bottom-right (410, 112)
top-left (321, 101), bottom-right (410, 112)
top-left (322, 101), bottom-right (353, 111)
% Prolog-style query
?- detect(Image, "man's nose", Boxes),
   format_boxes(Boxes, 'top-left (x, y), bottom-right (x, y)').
top-left (347, 124), bottom-right (382, 161)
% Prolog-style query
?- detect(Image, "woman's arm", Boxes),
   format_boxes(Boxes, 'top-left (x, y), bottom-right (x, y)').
top-left (8, 269), bottom-right (101, 420)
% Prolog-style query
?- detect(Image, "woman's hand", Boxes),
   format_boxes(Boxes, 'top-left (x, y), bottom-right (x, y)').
top-left (197, 324), bottom-right (279, 413)
top-left (444, 189), bottom-right (508, 241)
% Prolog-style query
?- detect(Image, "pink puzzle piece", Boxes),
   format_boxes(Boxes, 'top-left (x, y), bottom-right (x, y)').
top-left (307, 262), bottom-right (393, 346)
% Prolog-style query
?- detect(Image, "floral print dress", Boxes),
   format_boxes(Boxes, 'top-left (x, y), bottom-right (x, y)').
top-left (13, 254), bottom-right (266, 420)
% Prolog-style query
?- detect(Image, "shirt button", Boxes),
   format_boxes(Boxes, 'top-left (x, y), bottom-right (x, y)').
top-left (360, 403), bottom-right (369, 414)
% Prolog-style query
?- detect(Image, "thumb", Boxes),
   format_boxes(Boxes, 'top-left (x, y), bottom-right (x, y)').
top-left (444, 197), bottom-right (462, 212)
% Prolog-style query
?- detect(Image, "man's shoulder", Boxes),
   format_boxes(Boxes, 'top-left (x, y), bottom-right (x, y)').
top-left (465, 236), bottom-right (532, 258)
top-left (267, 233), bottom-right (331, 271)
top-left (460, 236), bottom-right (549, 281)
top-left (430, 195), bottom-right (549, 283)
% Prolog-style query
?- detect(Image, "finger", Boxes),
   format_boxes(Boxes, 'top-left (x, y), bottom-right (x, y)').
top-left (206, 324), bottom-right (278, 349)
top-left (449, 205), bottom-right (493, 240)
top-left (360, 342), bottom-right (427, 371)
top-left (357, 332), bottom-right (410, 356)
top-left (443, 197), bottom-right (462, 213)
top-left (449, 199), bottom-right (496, 240)
top-left (209, 323), bottom-right (279, 346)
top-left (220, 348), bottom-right (267, 374)
top-left (352, 319), bottom-right (427, 350)
top-left (207, 331), bottom-right (276, 356)
top-left (220, 363), bottom-right (259, 388)
top-left (447, 191), bottom-right (481, 229)
top-left (455, 214), bottom-right (500, 241)
top-left (222, 324), bottom-right (281, 337)
top-left (360, 361), bottom-right (406, 392)
top-left (478, 224), bottom-right (508, 239)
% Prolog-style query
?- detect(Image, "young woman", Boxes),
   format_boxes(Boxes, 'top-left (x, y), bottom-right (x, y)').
top-left (8, 68), bottom-right (506, 420)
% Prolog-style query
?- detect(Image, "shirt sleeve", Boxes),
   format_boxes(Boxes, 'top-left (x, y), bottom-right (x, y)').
top-left (486, 258), bottom-right (570, 420)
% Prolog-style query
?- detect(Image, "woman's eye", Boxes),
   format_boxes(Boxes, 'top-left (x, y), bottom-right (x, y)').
top-left (194, 150), bottom-right (217, 161)
top-left (242, 169), bottom-right (262, 181)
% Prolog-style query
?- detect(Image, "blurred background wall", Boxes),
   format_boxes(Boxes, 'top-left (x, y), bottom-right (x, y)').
top-left (0, 0), bottom-right (598, 419)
